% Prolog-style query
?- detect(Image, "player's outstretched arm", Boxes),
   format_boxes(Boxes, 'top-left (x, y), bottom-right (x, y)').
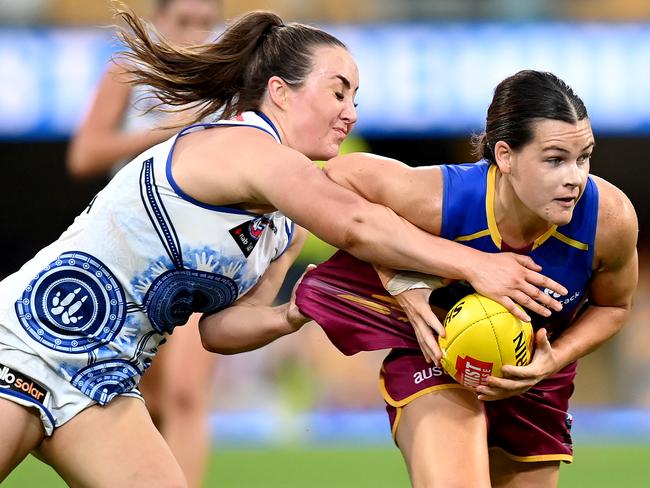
top-left (323, 152), bottom-right (567, 321)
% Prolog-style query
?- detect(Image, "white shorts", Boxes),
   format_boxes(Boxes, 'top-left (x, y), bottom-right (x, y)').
top-left (0, 341), bottom-right (143, 436)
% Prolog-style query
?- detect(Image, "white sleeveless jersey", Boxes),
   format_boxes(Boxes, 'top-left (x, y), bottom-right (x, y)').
top-left (0, 111), bottom-right (294, 405)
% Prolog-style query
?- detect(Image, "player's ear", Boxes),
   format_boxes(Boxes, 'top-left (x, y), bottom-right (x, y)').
top-left (493, 141), bottom-right (512, 174)
top-left (267, 76), bottom-right (288, 110)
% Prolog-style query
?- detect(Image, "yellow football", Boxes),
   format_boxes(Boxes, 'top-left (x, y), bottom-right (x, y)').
top-left (439, 293), bottom-right (534, 389)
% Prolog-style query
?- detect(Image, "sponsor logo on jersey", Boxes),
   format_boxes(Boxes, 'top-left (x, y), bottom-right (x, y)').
top-left (543, 288), bottom-right (562, 299)
top-left (229, 217), bottom-right (276, 257)
top-left (543, 288), bottom-right (582, 305)
top-left (0, 364), bottom-right (48, 404)
top-left (455, 356), bottom-right (493, 388)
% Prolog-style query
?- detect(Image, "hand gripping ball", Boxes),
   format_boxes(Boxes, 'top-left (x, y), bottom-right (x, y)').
top-left (439, 293), bottom-right (534, 389)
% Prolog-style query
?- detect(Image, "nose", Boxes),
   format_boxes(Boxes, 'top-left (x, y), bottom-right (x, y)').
top-left (341, 99), bottom-right (358, 128)
top-left (565, 161), bottom-right (584, 188)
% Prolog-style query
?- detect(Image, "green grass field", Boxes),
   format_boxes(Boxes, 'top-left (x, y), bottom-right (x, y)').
top-left (4, 444), bottom-right (650, 487)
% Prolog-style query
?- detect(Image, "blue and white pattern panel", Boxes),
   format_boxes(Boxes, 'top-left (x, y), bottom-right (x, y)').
top-left (71, 359), bottom-right (140, 405)
top-left (15, 251), bottom-right (126, 353)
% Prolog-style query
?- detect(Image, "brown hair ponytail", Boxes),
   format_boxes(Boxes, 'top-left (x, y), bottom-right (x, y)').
top-left (114, 5), bottom-right (346, 123)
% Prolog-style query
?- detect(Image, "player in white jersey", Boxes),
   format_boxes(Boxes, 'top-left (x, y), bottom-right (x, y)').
top-left (0, 8), bottom-right (568, 487)
top-left (66, 2), bottom-right (221, 485)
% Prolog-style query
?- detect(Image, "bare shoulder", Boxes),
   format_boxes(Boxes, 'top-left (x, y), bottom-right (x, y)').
top-left (100, 61), bottom-right (133, 93)
top-left (173, 125), bottom-right (319, 208)
top-left (183, 124), bottom-right (309, 171)
top-left (327, 152), bottom-right (441, 180)
top-left (591, 175), bottom-right (638, 265)
top-left (324, 152), bottom-right (443, 233)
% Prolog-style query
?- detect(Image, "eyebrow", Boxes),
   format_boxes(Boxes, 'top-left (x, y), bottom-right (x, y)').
top-left (335, 74), bottom-right (359, 92)
top-left (542, 142), bottom-right (595, 153)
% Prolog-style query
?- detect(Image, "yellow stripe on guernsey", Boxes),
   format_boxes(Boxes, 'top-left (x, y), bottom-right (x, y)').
top-left (552, 230), bottom-right (589, 250)
top-left (454, 164), bottom-right (588, 251)
top-left (454, 229), bottom-right (490, 242)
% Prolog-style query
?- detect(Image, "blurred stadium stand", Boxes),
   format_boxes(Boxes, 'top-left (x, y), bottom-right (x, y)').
top-left (5, 0), bottom-right (650, 24)
top-left (1, 0), bottom-right (650, 445)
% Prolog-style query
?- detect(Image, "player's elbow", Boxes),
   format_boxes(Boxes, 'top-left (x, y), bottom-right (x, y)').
top-left (323, 154), bottom-right (356, 187)
top-left (200, 335), bottom-right (235, 355)
top-left (334, 204), bottom-right (380, 254)
top-left (199, 328), bottom-right (230, 354)
top-left (201, 340), bottom-right (238, 355)
top-left (198, 318), bottom-right (242, 354)
top-left (66, 133), bottom-right (112, 181)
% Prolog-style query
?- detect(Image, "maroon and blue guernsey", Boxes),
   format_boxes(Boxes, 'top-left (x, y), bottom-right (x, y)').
top-left (296, 160), bottom-right (599, 463)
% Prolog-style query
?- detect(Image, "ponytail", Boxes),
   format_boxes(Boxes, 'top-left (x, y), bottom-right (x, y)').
top-left (113, 5), bottom-right (346, 123)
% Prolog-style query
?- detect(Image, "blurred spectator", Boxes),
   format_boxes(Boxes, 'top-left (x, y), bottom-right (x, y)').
top-left (34, 0), bottom-right (650, 25)
top-left (0, 0), bottom-right (49, 24)
top-left (66, 2), bottom-right (221, 487)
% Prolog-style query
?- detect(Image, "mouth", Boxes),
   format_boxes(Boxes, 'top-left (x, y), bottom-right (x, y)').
top-left (554, 197), bottom-right (577, 208)
top-left (333, 127), bottom-right (348, 139)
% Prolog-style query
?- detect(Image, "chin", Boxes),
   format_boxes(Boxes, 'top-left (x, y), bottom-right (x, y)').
top-left (314, 147), bottom-right (341, 161)
top-left (551, 212), bottom-right (574, 227)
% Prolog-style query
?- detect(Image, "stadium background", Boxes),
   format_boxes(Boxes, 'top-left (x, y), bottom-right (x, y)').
top-left (1, 0), bottom-right (650, 486)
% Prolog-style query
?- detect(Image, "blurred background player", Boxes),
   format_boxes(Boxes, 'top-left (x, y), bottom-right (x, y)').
top-left (66, 2), bottom-right (221, 486)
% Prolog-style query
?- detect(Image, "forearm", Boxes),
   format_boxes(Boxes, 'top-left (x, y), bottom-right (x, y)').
top-left (550, 304), bottom-right (629, 371)
top-left (68, 128), bottom-right (176, 180)
top-left (199, 303), bottom-right (298, 354)
top-left (344, 205), bottom-right (482, 280)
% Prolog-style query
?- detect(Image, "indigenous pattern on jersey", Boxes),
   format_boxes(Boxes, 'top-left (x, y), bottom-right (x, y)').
top-left (296, 160), bottom-right (598, 462)
top-left (0, 111), bottom-right (293, 411)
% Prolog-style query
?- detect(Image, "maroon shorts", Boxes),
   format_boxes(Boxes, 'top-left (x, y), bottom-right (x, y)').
top-left (297, 251), bottom-right (576, 463)
top-left (382, 349), bottom-right (576, 463)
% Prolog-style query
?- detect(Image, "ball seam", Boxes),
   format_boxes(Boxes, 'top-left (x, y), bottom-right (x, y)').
top-left (477, 297), bottom-right (504, 363)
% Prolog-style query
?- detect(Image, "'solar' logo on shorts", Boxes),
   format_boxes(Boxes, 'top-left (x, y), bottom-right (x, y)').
top-left (0, 363), bottom-right (48, 404)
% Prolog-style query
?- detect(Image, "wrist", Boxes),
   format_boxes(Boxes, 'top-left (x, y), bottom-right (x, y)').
top-left (285, 303), bottom-right (310, 332)
top-left (386, 271), bottom-right (446, 296)
top-left (452, 248), bottom-right (483, 284)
